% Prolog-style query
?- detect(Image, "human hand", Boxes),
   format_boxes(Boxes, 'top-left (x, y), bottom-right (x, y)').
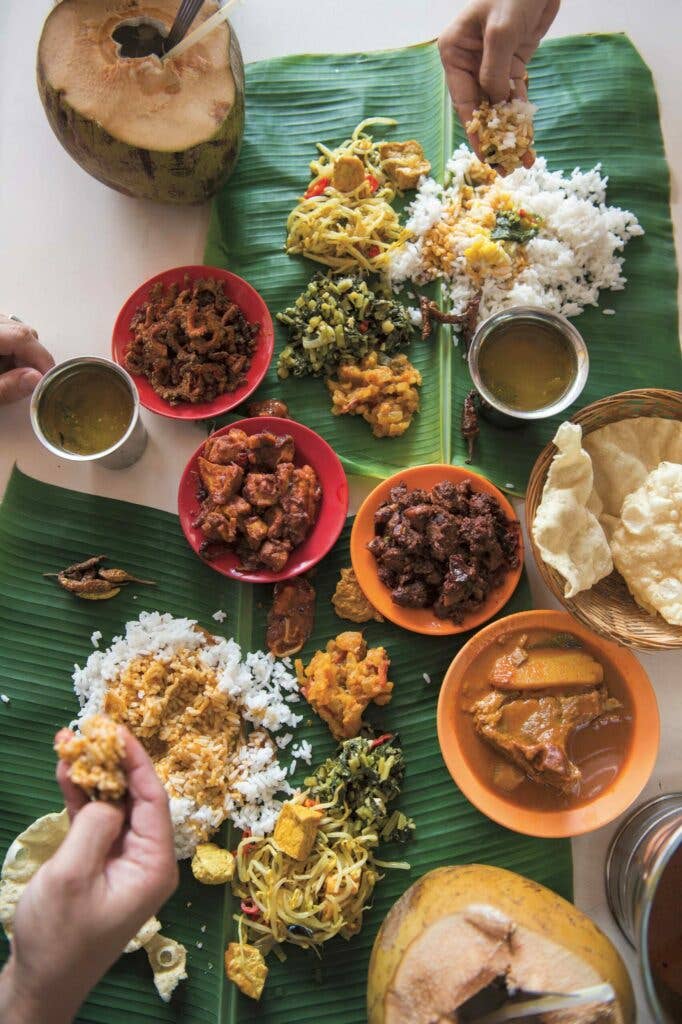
top-left (439, 0), bottom-right (560, 149)
top-left (0, 314), bottom-right (54, 405)
top-left (0, 728), bottom-right (178, 1024)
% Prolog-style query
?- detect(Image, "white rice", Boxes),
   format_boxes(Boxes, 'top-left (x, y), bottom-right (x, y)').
top-left (388, 145), bottom-right (643, 322)
top-left (90, 630), bottom-right (102, 648)
top-left (211, 609), bottom-right (227, 623)
top-left (72, 611), bottom-right (307, 857)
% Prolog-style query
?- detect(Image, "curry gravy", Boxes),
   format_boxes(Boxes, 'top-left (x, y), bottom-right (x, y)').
top-left (458, 628), bottom-right (633, 812)
top-left (477, 321), bottom-right (576, 411)
top-left (39, 364), bottom-right (134, 456)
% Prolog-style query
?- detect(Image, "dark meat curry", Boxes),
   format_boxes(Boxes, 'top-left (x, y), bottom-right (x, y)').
top-left (459, 629), bottom-right (632, 810)
top-left (195, 428), bottom-right (321, 572)
top-left (368, 480), bottom-right (519, 623)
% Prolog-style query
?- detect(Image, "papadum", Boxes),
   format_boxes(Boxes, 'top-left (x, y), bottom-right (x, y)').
top-left (610, 461), bottom-right (682, 625)
top-left (532, 422), bottom-right (613, 597)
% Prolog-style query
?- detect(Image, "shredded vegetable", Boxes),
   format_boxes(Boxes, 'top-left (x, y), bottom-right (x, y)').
top-left (230, 736), bottom-right (413, 962)
top-left (285, 118), bottom-right (415, 274)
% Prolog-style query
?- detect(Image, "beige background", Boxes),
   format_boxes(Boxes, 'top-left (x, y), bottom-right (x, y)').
top-left (1, 2), bottom-right (681, 1020)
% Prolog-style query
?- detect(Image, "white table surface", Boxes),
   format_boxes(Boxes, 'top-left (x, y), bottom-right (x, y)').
top-left (1, 2), bottom-right (681, 1019)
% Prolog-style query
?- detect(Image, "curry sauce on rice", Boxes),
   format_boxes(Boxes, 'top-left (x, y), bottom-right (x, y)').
top-left (388, 146), bottom-right (643, 325)
top-left (55, 714), bottom-right (126, 801)
top-left (72, 612), bottom-right (306, 858)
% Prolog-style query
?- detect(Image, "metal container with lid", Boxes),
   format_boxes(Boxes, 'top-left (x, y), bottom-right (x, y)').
top-left (468, 306), bottom-right (589, 427)
top-left (606, 793), bottom-right (682, 1023)
top-left (30, 356), bottom-right (147, 470)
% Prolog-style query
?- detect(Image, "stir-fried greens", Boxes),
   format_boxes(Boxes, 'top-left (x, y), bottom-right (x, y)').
top-left (277, 273), bottom-right (414, 379)
top-left (305, 733), bottom-right (414, 842)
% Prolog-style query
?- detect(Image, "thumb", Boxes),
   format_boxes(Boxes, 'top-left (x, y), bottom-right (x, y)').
top-left (0, 367), bottom-right (41, 404)
top-left (479, 19), bottom-right (517, 103)
top-left (56, 800), bottom-right (125, 876)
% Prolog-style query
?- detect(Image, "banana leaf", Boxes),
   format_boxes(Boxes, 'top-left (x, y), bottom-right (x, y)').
top-left (205, 42), bottom-right (452, 478)
top-left (206, 35), bottom-right (680, 493)
top-left (0, 467), bottom-right (572, 1023)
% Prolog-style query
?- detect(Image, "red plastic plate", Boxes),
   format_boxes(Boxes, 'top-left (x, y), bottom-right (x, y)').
top-left (112, 265), bottom-right (274, 420)
top-left (178, 417), bottom-right (349, 583)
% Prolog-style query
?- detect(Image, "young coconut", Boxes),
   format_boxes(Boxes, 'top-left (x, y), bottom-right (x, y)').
top-left (367, 864), bottom-right (635, 1024)
top-left (37, 0), bottom-right (244, 204)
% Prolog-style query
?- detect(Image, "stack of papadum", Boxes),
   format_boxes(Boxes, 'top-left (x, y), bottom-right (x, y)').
top-left (533, 417), bottom-right (682, 626)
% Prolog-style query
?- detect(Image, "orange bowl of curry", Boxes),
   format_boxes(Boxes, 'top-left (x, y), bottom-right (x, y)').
top-left (437, 609), bottom-right (659, 838)
top-left (350, 464), bottom-right (523, 636)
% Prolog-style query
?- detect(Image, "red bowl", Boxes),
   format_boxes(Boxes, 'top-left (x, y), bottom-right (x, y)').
top-left (178, 417), bottom-right (349, 583)
top-left (112, 265), bottom-right (274, 420)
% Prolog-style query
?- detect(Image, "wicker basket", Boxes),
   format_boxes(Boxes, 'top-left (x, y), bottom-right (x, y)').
top-left (526, 388), bottom-right (682, 651)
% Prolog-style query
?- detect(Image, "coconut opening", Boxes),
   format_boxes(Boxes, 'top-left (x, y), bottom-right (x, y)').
top-left (111, 18), bottom-right (168, 59)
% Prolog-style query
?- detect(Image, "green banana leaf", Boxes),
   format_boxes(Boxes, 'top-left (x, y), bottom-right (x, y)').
top-left (206, 35), bottom-right (680, 493)
top-left (205, 42), bottom-right (452, 478)
top-left (0, 467), bottom-right (572, 1023)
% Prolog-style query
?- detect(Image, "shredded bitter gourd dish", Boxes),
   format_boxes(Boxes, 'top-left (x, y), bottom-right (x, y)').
top-left (277, 273), bottom-right (415, 379)
top-left (230, 735), bottom-right (413, 967)
top-left (285, 118), bottom-right (429, 274)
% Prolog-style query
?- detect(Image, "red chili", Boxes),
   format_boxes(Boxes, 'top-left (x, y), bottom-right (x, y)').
top-left (519, 208), bottom-right (527, 217)
top-left (369, 733), bottom-right (394, 749)
top-left (304, 177), bottom-right (330, 199)
top-left (358, 320), bottom-right (370, 333)
top-left (241, 900), bottom-right (261, 917)
top-left (368, 245), bottom-right (381, 259)
top-left (366, 174), bottom-right (380, 194)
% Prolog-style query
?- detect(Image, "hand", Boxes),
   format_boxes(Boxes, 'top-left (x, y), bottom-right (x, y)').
top-left (0, 315), bottom-right (54, 405)
top-left (439, 0), bottom-right (560, 149)
top-left (0, 728), bottom-right (178, 1024)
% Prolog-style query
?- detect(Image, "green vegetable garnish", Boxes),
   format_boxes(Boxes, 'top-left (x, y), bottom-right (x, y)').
top-left (305, 734), bottom-right (415, 844)
top-left (277, 272), bottom-right (414, 378)
top-left (491, 209), bottom-right (542, 244)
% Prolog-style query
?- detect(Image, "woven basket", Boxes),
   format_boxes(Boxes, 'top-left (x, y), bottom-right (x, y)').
top-left (526, 388), bottom-right (682, 651)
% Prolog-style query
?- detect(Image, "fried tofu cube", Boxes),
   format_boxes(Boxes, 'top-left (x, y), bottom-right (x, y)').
top-left (191, 843), bottom-right (235, 885)
top-left (379, 140), bottom-right (431, 190)
top-left (273, 800), bottom-right (322, 860)
top-left (331, 154), bottom-right (366, 193)
top-left (225, 942), bottom-right (268, 1000)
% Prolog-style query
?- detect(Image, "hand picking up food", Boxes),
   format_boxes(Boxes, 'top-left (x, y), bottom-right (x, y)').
top-left (0, 724), bottom-right (182, 1019)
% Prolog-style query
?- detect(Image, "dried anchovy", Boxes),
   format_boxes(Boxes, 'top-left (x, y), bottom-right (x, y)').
top-left (44, 556), bottom-right (155, 600)
top-left (418, 294), bottom-right (481, 354)
top-left (461, 390), bottom-right (480, 465)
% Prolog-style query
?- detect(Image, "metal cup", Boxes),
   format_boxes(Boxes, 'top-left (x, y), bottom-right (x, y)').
top-left (468, 306), bottom-right (589, 428)
top-left (30, 356), bottom-right (147, 470)
top-left (605, 794), bottom-right (682, 1023)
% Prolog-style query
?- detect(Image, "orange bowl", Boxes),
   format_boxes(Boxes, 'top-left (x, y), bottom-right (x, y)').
top-left (350, 464), bottom-right (523, 636)
top-left (437, 609), bottom-right (660, 838)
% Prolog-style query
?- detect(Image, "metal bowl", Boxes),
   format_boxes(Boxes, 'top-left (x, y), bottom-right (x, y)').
top-left (468, 306), bottom-right (589, 426)
top-left (30, 356), bottom-right (147, 470)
